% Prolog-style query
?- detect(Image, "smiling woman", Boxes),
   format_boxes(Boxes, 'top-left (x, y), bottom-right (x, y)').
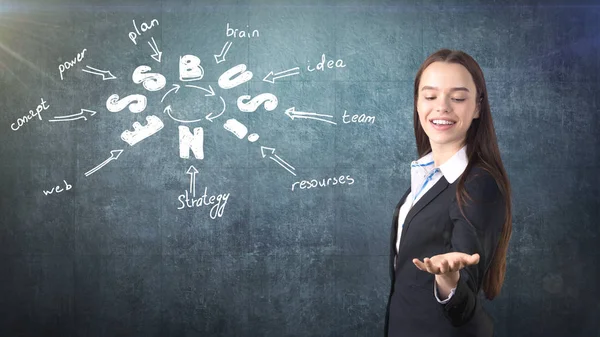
top-left (385, 49), bottom-right (512, 337)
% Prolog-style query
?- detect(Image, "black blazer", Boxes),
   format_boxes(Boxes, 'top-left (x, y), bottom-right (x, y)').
top-left (385, 166), bottom-right (506, 337)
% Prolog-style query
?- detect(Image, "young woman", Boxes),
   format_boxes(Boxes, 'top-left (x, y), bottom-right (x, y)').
top-left (385, 49), bottom-right (512, 337)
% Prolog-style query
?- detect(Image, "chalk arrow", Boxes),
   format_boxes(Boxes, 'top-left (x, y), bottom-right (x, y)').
top-left (186, 165), bottom-right (199, 197)
top-left (205, 96), bottom-right (227, 122)
top-left (260, 146), bottom-right (296, 176)
top-left (148, 37), bottom-right (162, 63)
top-left (263, 67), bottom-right (300, 84)
top-left (161, 84), bottom-right (181, 103)
top-left (82, 65), bottom-right (116, 80)
top-left (163, 105), bottom-right (204, 123)
top-left (49, 109), bottom-right (97, 122)
top-left (84, 149), bottom-right (124, 177)
top-left (285, 107), bottom-right (337, 125)
top-left (214, 41), bottom-right (232, 64)
top-left (185, 84), bottom-right (215, 97)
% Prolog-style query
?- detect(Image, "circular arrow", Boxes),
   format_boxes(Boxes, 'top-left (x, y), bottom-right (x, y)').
top-left (163, 95), bottom-right (226, 124)
top-left (163, 105), bottom-right (204, 123)
top-left (205, 96), bottom-right (227, 122)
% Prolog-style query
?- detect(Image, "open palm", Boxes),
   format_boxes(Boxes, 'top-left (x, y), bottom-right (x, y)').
top-left (413, 252), bottom-right (480, 275)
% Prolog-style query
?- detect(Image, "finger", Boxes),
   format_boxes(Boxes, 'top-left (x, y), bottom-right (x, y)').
top-left (470, 253), bottom-right (480, 264)
top-left (439, 259), bottom-right (450, 274)
top-left (412, 258), bottom-right (425, 271)
top-left (448, 259), bottom-right (458, 271)
top-left (424, 258), bottom-right (439, 274)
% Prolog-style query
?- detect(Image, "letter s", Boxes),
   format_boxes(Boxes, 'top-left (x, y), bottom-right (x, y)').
top-left (346, 176), bottom-right (355, 185)
top-left (177, 194), bottom-right (186, 210)
top-left (132, 65), bottom-right (166, 91)
top-left (236, 93), bottom-right (278, 112)
top-left (106, 94), bottom-right (147, 113)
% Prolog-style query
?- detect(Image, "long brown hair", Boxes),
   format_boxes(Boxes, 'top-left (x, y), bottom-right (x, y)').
top-left (413, 49), bottom-right (512, 300)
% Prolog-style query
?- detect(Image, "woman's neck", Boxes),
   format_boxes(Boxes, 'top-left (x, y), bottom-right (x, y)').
top-left (430, 142), bottom-right (465, 167)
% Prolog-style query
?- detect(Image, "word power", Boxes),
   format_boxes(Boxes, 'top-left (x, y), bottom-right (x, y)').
top-left (226, 22), bottom-right (259, 38)
top-left (43, 180), bottom-right (72, 196)
top-left (307, 53), bottom-right (346, 72)
top-left (59, 48), bottom-right (86, 80)
top-left (11, 97), bottom-right (50, 131)
top-left (129, 19), bottom-right (159, 45)
top-left (342, 110), bottom-right (375, 124)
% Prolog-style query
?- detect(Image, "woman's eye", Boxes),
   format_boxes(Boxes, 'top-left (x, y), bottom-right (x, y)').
top-left (425, 97), bottom-right (435, 100)
top-left (452, 98), bottom-right (466, 102)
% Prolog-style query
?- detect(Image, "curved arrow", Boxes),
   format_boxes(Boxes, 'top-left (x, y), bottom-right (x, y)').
top-left (163, 105), bottom-right (204, 123)
top-left (205, 96), bottom-right (226, 122)
top-left (161, 84), bottom-right (180, 103)
top-left (185, 84), bottom-right (215, 97)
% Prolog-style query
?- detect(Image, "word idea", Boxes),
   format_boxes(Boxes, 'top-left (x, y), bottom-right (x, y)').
top-left (129, 19), bottom-right (159, 45)
top-left (11, 97), bottom-right (50, 131)
top-left (226, 22), bottom-right (259, 38)
top-left (343, 110), bottom-right (375, 124)
top-left (307, 53), bottom-right (346, 72)
top-left (59, 48), bottom-right (86, 80)
top-left (43, 180), bottom-right (72, 196)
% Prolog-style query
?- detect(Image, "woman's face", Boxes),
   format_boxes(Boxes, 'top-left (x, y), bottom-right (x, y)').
top-left (417, 61), bottom-right (480, 149)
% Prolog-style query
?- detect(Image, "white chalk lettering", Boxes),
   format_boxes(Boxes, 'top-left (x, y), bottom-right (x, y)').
top-left (226, 22), bottom-right (259, 38)
top-left (58, 48), bottom-right (86, 80)
top-left (179, 126), bottom-right (204, 159)
top-left (342, 110), bottom-right (375, 124)
top-left (11, 97), bottom-right (50, 131)
top-left (129, 19), bottom-right (160, 45)
top-left (307, 53), bottom-right (346, 72)
top-left (291, 175), bottom-right (355, 191)
top-left (177, 188), bottom-right (230, 219)
top-left (42, 180), bottom-right (72, 196)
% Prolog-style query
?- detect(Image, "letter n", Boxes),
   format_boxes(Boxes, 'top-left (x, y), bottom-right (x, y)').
top-left (179, 126), bottom-right (204, 159)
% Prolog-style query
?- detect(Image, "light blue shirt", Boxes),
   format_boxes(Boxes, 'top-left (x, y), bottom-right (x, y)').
top-left (395, 144), bottom-right (469, 303)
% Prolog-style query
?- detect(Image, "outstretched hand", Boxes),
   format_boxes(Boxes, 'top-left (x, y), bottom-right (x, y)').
top-left (412, 252), bottom-right (480, 275)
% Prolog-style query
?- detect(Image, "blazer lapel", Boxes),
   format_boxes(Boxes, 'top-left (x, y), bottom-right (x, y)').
top-left (398, 176), bottom-right (450, 249)
top-left (389, 187), bottom-right (411, 280)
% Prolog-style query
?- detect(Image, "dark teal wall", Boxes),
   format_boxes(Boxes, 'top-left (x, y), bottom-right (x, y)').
top-left (0, 1), bottom-right (598, 336)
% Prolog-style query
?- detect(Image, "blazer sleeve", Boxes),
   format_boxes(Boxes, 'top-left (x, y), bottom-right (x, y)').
top-left (442, 168), bottom-right (506, 326)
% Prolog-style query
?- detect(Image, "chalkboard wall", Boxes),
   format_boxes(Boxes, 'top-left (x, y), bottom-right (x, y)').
top-left (1, 1), bottom-right (599, 336)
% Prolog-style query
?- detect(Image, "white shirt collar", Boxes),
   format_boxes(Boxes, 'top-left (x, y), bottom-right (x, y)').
top-left (411, 145), bottom-right (468, 184)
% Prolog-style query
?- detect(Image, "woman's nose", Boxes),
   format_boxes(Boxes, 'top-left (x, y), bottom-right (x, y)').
top-left (436, 99), bottom-right (450, 112)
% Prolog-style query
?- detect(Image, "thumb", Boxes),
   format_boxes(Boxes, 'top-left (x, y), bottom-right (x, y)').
top-left (469, 253), bottom-right (480, 264)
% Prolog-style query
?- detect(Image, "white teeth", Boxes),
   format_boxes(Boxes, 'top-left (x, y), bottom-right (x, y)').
top-left (432, 119), bottom-right (455, 125)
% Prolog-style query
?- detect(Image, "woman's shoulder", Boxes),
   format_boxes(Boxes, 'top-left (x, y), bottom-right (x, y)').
top-left (461, 165), bottom-right (503, 202)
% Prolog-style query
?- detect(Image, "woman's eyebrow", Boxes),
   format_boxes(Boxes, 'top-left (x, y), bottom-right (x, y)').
top-left (420, 86), bottom-right (470, 92)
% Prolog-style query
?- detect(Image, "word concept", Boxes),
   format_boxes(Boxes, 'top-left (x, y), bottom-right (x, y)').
top-left (11, 98), bottom-right (50, 131)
